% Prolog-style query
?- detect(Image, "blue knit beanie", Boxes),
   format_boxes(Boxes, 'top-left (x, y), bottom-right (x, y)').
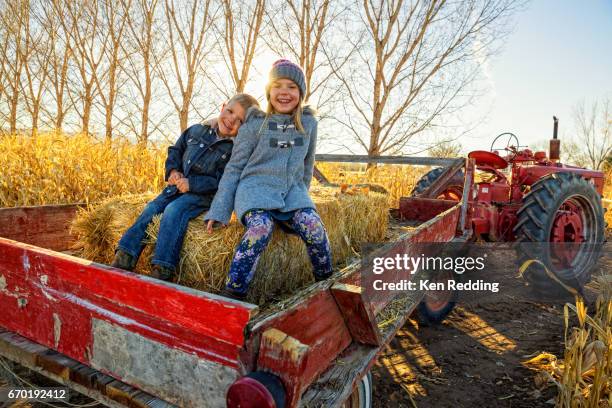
top-left (267, 59), bottom-right (306, 99)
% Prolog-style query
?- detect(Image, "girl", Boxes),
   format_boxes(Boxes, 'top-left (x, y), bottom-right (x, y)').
top-left (204, 59), bottom-right (332, 300)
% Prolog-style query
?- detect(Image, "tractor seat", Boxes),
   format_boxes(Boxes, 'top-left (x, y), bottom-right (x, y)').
top-left (468, 150), bottom-right (509, 170)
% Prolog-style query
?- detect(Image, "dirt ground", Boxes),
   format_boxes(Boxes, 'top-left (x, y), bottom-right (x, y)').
top-left (1, 242), bottom-right (609, 408)
top-left (372, 242), bottom-right (610, 408)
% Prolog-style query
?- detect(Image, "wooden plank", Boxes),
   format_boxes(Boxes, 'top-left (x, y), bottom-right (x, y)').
top-left (299, 343), bottom-right (378, 408)
top-left (0, 328), bottom-right (174, 407)
top-left (258, 328), bottom-right (310, 407)
top-left (458, 158), bottom-right (475, 235)
top-left (377, 292), bottom-right (422, 345)
top-left (0, 329), bottom-right (48, 367)
top-left (0, 204), bottom-right (83, 251)
top-left (36, 349), bottom-right (79, 379)
top-left (315, 154), bottom-right (461, 167)
top-left (106, 380), bottom-right (139, 406)
top-left (330, 283), bottom-right (381, 346)
top-left (70, 364), bottom-right (102, 390)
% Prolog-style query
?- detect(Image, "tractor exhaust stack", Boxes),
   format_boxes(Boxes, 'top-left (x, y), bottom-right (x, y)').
top-left (549, 116), bottom-right (560, 161)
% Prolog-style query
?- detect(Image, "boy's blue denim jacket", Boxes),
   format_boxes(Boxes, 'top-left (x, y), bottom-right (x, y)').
top-left (164, 124), bottom-right (233, 195)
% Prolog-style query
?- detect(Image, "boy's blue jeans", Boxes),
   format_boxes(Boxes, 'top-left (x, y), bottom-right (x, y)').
top-left (117, 189), bottom-right (212, 270)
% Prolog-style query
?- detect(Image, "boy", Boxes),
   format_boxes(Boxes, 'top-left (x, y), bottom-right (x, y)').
top-left (111, 93), bottom-right (260, 280)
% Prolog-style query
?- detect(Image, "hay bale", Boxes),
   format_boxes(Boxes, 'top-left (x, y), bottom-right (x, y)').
top-left (72, 186), bottom-right (388, 304)
top-left (336, 186), bottom-right (389, 247)
top-left (71, 193), bottom-right (156, 266)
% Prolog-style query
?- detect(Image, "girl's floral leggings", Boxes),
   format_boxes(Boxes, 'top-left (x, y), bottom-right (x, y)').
top-left (225, 208), bottom-right (333, 295)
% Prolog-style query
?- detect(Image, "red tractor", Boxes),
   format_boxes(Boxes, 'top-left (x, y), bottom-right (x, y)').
top-left (412, 117), bottom-right (606, 295)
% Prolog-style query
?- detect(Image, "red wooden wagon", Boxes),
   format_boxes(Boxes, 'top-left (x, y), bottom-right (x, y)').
top-left (0, 156), bottom-right (474, 408)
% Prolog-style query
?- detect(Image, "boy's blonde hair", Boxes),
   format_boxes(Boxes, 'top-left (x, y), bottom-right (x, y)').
top-left (227, 93), bottom-right (260, 112)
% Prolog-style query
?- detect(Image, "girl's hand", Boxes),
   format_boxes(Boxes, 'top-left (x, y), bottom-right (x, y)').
top-left (206, 220), bottom-right (225, 234)
top-left (168, 170), bottom-right (183, 185)
top-left (176, 177), bottom-right (190, 193)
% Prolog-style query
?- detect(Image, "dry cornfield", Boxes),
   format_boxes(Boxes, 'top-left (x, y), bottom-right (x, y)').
top-left (314, 162), bottom-right (430, 208)
top-left (523, 276), bottom-right (611, 407)
top-left (0, 132), bottom-right (167, 207)
top-left (2, 133), bottom-right (611, 209)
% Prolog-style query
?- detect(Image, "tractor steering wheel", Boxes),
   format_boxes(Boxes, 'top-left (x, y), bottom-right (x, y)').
top-left (490, 132), bottom-right (520, 152)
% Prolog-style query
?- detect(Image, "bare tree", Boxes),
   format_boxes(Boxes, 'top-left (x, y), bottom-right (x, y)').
top-left (265, 0), bottom-right (346, 108)
top-left (54, 0), bottom-right (108, 136)
top-left (94, 0), bottom-right (130, 141)
top-left (214, 0), bottom-right (265, 95)
top-left (36, 2), bottom-right (73, 133)
top-left (428, 138), bottom-right (462, 158)
top-left (121, 0), bottom-right (161, 144)
top-left (21, 0), bottom-right (52, 136)
top-left (158, 0), bottom-right (215, 131)
top-left (328, 0), bottom-right (521, 159)
top-left (571, 98), bottom-right (612, 170)
top-left (0, 5), bottom-right (11, 130)
top-left (0, 0), bottom-right (29, 133)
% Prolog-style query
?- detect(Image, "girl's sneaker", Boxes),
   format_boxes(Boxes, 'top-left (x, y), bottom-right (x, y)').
top-left (219, 287), bottom-right (247, 301)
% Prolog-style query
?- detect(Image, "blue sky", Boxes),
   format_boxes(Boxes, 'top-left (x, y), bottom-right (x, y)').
top-left (460, 0), bottom-right (612, 152)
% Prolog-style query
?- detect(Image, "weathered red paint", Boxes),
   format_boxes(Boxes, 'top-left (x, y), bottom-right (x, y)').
top-left (0, 204), bottom-right (83, 251)
top-left (398, 197), bottom-right (456, 222)
top-left (330, 283), bottom-right (381, 346)
top-left (0, 237), bottom-right (257, 369)
top-left (250, 290), bottom-right (353, 406)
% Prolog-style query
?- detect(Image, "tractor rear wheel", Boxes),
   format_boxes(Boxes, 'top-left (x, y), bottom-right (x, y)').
top-left (513, 172), bottom-right (605, 296)
top-left (411, 167), bottom-right (464, 200)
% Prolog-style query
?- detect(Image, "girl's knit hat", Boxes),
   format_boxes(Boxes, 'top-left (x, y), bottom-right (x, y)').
top-left (267, 59), bottom-right (306, 99)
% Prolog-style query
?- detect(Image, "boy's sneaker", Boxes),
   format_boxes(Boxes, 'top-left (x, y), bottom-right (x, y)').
top-left (111, 250), bottom-right (137, 271)
top-left (219, 287), bottom-right (247, 301)
top-left (150, 264), bottom-right (174, 281)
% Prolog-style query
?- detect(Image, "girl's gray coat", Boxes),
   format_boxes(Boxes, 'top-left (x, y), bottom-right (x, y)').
top-left (204, 106), bottom-right (317, 225)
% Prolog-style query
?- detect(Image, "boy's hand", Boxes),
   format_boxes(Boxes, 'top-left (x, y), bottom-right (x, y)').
top-left (176, 177), bottom-right (189, 193)
top-left (168, 170), bottom-right (183, 185)
top-left (206, 220), bottom-right (226, 234)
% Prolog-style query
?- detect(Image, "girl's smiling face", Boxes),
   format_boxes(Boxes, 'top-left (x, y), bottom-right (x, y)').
top-left (269, 78), bottom-right (300, 114)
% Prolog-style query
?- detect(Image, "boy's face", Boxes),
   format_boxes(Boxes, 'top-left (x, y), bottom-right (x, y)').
top-left (217, 101), bottom-right (246, 137)
top-left (269, 78), bottom-right (300, 114)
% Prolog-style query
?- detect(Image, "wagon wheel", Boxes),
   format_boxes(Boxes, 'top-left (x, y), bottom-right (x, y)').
top-left (410, 167), bottom-right (464, 201)
top-left (343, 371), bottom-right (372, 408)
top-left (415, 268), bottom-right (458, 326)
top-left (514, 172), bottom-right (605, 296)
